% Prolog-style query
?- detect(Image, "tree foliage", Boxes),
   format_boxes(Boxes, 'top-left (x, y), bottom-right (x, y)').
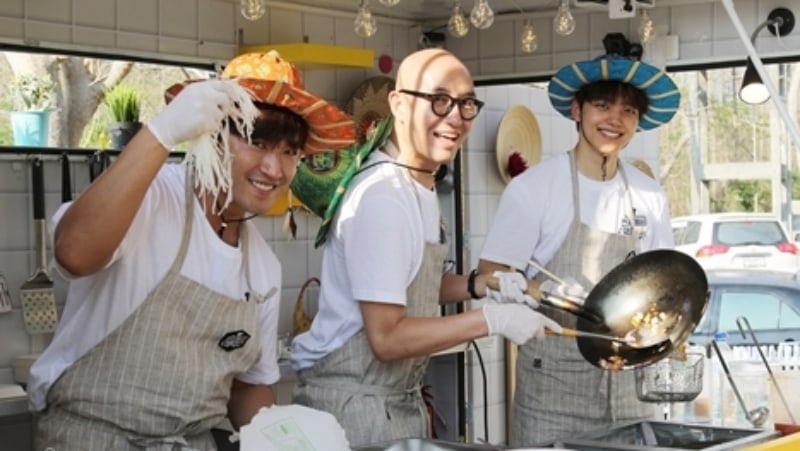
top-left (1, 51), bottom-right (202, 148)
top-left (659, 65), bottom-right (797, 217)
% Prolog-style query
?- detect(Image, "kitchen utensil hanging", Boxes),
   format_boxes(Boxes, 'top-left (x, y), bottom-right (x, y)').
top-left (20, 157), bottom-right (59, 334)
top-left (0, 271), bottom-right (11, 314)
top-left (736, 315), bottom-right (796, 424)
top-left (710, 340), bottom-right (770, 428)
top-left (88, 150), bottom-right (110, 182)
top-left (60, 152), bottom-right (72, 202)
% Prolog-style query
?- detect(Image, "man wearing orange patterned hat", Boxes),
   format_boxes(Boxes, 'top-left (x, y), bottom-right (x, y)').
top-left (28, 50), bottom-right (355, 450)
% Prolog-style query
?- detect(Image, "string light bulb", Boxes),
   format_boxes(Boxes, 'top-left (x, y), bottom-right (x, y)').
top-left (240, 0), bottom-right (266, 21)
top-left (354, 0), bottom-right (377, 38)
top-left (448, 1), bottom-right (469, 38)
top-left (520, 20), bottom-right (537, 53)
top-left (378, 0), bottom-right (400, 6)
top-left (637, 8), bottom-right (655, 44)
top-left (553, 0), bottom-right (575, 36)
top-left (470, 0), bottom-right (495, 30)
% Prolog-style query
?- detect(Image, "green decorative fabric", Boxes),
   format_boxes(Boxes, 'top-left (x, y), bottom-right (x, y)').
top-left (289, 117), bottom-right (394, 248)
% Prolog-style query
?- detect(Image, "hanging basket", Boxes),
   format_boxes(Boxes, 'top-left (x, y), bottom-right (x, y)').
top-left (293, 277), bottom-right (319, 337)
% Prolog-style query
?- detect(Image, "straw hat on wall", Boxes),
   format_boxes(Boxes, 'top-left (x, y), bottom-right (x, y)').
top-left (495, 105), bottom-right (543, 184)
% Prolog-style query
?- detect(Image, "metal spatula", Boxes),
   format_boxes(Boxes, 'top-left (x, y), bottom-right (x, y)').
top-left (20, 158), bottom-right (58, 334)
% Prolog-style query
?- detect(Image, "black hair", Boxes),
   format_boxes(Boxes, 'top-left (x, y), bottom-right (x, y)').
top-left (572, 81), bottom-right (648, 131)
top-left (575, 80), bottom-right (649, 116)
top-left (227, 102), bottom-right (309, 151)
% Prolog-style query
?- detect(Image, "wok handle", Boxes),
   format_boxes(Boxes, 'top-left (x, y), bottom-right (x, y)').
top-left (547, 327), bottom-right (630, 345)
top-left (550, 327), bottom-right (578, 338)
top-left (486, 275), bottom-right (603, 324)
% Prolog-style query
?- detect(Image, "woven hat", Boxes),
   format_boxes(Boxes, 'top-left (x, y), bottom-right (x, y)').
top-left (495, 105), bottom-right (542, 184)
top-left (290, 117), bottom-right (394, 247)
top-left (548, 55), bottom-right (680, 131)
top-left (345, 76), bottom-right (395, 145)
top-left (165, 50), bottom-right (356, 153)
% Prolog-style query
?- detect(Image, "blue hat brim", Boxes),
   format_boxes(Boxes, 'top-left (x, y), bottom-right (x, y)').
top-left (548, 56), bottom-right (680, 131)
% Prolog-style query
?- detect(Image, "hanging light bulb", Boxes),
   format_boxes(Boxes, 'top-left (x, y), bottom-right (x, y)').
top-left (354, 0), bottom-right (377, 38)
top-left (448, 1), bottom-right (470, 38)
top-left (378, 0), bottom-right (400, 6)
top-left (470, 0), bottom-right (495, 30)
top-left (553, 0), bottom-right (575, 36)
top-left (637, 8), bottom-right (655, 44)
top-left (240, 0), bottom-right (266, 21)
top-left (520, 20), bottom-right (537, 53)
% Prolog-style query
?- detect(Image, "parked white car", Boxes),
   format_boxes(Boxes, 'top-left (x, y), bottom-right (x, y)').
top-left (671, 213), bottom-right (800, 270)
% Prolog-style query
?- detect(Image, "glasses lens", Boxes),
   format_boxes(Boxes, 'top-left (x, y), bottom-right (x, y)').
top-left (429, 94), bottom-right (454, 117)
top-left (458, 98), bottom-right (481, 120)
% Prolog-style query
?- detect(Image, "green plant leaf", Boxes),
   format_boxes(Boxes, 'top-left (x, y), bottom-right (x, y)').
top-left (104, 84), bottom-right (141, 122)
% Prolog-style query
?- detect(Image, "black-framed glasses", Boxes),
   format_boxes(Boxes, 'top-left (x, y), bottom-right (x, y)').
top-left (399, 89), bottom-right (484, 120)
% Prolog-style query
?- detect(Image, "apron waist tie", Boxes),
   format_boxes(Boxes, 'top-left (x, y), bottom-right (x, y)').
top-left (44, 405), bottom-right (202, 451)
top-left (126, 433), bottom-right (194, 451)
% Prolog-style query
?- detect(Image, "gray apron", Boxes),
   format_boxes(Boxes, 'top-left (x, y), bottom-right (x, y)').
top-left (293, 165), bottom-right (449, 448)
top-left (510, 151), bottom-right (653, 446)
top-left (36, 170), bottom-right (264, 451)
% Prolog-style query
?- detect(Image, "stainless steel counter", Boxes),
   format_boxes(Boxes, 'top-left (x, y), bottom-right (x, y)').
top-left (0, 395), bottom-right (29, 416)
top-left (539, 420), bottom-right (779, 450)
top-left (356, 438), bottom-right (502, 450)
top-left (0, 395), bottom-right (34, 451)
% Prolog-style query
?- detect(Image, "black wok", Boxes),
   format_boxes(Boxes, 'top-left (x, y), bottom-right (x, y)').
top-left (491, 249), bottom-right (709, 370)
top-left (574, 249), bottom-right (709, 370)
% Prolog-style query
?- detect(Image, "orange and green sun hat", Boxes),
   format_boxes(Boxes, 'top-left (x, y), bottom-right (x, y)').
top-left (165, 50), bottom-right (356, 153)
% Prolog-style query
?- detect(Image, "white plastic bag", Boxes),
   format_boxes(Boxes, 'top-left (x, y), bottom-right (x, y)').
top-left (239, 404), bottom-right (350, 451)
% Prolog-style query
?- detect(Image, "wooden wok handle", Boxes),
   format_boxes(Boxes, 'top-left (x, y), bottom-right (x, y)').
top-left (548, 327), bottom-right (574, 337)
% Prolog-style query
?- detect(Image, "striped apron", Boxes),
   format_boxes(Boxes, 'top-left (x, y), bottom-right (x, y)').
top-left (35, 172), bottom-right (263, 451)
top-left (510, 151), bottom-right (654, 446)
top-left (293, 166), bottom-right (449, 448)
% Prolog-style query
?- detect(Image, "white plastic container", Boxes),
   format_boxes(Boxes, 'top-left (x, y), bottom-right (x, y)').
top-left (770, 368), bottom-right (800, 424)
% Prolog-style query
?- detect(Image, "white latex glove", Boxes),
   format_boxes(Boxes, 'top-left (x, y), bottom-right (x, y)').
top-left (540, 277), bottom-right (589, 305)
top-left (482, 304), bottom-right (563, 345)
top-left (486, 271), bottom-right (539, 308)
top-left (147, 80), bottom-right (235, 150)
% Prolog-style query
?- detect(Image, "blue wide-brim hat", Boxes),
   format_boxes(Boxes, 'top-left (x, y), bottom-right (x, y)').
top-left (548, 55), bottom-right (680, 131)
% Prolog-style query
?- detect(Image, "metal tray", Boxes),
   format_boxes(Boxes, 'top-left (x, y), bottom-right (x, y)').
top-left (537, 420), bottom-right (778, 450)
top-left (356, 438), bottom-right (502, 451)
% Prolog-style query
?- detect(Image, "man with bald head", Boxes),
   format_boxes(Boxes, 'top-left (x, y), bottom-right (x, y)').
top-left (290, 49), bottom-right (559, 446)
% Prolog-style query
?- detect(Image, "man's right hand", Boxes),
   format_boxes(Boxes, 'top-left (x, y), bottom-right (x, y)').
top-left (147, 80), bottom-right (235, 150)
top-left (482, 304), bottom-right (562, 345)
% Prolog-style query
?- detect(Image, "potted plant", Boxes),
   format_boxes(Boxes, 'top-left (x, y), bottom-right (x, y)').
top-left (9, 73), bottom-right (56, 147)
top-left (104, 84), bottom-right (142, 149)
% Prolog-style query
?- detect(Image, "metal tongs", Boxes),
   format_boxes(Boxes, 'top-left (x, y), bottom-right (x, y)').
top-left (737, 316), bottom-right (797, 424)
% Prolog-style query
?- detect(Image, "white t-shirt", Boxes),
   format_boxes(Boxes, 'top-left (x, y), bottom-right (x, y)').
top-left (480, 152), bottom-right (674, 274)
top-left (28, 164), bottom-right (282, 411)
top-left (290, 150), bottom-right (441, 371)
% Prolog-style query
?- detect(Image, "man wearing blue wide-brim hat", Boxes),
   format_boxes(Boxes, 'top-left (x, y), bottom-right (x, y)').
top-left (478, 35), bottom-right (680, 446)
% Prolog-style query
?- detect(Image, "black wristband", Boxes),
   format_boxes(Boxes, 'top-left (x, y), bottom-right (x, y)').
top-left (467, 269), bottom-right (480, 299)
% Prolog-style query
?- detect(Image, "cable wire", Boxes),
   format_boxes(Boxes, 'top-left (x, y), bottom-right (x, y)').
top-left (469, 339), bottom-right (489, 443)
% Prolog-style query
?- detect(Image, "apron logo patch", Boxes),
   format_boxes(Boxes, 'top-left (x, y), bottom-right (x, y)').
top-left (218, 330), bottom-right (251, 352)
